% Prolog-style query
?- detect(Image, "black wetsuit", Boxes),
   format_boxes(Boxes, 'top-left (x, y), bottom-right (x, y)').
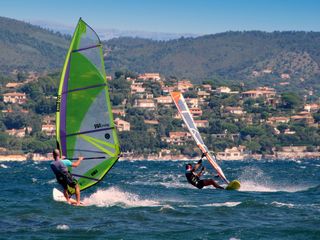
top-left (185, 171), bottom-right (204, 189)
top-left (50, 160), bottom-right (77, 189)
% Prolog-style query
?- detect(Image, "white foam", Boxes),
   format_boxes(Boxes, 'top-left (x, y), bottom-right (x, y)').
top-left (239, 180), bottom-right (309, 192)
top-left (271, 201), bottom-right (294, 208)
top-left (82, 187), bottom-right (160, 208)
top-left (0, 164), bottom-right (8, 168)
top-left (202, 202), bottom-right (241, 207)
top-left (56, 224), bottom-right (70, 230)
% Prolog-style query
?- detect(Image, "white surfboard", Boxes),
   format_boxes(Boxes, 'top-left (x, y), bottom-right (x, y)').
top-left (52, 188), bottom-right (86, 206)
top-left (53, 188), bottom-right (67, 202)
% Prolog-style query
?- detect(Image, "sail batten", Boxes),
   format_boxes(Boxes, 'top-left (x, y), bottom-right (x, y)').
top-left (56, 19), bottom-right (120, 192)
top-left (170, 91), bottom-right (229, 184)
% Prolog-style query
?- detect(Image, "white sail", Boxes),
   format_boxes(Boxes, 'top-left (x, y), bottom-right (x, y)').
top-left (171, 91), bottom-right (229, 184)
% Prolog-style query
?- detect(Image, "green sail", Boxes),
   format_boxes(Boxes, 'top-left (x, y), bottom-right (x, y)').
top-left (56, 18), bottom-right (120, 192)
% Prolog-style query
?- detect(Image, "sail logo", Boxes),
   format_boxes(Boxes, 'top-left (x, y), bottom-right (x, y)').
top-left (56, 95), bottom-right (61, 112)
top-left (94, 123), bottom-right (109, 129)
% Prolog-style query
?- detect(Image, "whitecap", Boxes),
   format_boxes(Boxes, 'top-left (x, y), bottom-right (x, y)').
top-left (82, 187), bottom-right (160, 208)
top-left (0, 164), bottom-right (8, 168)
top-left (271, 201), bottom-right (294, 208)
top-left (202, 202), bottom-right (241, 207)
top-left (56, 224), bottom-right (70, 230)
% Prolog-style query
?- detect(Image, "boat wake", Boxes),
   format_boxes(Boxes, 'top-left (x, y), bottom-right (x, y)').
top-left (82, 187), bottom-right (160, 208)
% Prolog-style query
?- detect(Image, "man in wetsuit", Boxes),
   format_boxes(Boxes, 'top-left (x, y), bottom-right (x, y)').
top-left (50, 149), bottom-right (83, 205)
top-left (185, 155), bottom-right (224, 189)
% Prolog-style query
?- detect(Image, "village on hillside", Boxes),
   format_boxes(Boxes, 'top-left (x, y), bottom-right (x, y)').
top-left (1, 69), bottom-right (320, 161)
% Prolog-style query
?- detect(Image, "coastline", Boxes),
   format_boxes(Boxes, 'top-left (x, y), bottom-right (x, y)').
top-left (1, 152), bottom-right (320, 162)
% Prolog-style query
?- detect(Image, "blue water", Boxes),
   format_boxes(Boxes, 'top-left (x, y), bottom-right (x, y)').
top-left (0, 159), bottom-right (319, 239)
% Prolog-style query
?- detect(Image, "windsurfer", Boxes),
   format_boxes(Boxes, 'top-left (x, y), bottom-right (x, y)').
top-left (50, 149), bottom-right (83, 205)
top-left (185, 155), bottom-right (224, 189)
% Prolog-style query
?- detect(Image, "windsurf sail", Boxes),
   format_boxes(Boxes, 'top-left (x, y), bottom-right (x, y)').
top-left (170, 91), bottom-right (229, 184)
top-left (56, 18), bottom-right (120, 192)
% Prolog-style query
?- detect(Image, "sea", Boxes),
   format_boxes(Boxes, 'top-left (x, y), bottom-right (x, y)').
top-left (0, 158), bottom-right (319, 240)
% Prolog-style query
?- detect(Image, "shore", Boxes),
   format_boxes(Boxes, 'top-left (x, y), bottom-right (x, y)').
top-left (1, 152), bottom-right (320, 161)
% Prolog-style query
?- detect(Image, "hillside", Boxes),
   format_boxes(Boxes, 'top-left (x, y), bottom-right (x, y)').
top-left (0, 16), bottom-right (69, 73)
top-left (1, 16), bottom-right (320, 94)
top-left (104, 32), bottom-right (320, 85)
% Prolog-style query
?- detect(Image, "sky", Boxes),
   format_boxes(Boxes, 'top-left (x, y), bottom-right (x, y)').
top-left (1, 0), bottom-right (320, 34)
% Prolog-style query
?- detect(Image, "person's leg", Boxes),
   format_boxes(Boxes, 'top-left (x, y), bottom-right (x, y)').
top-left (202, 179), bottom-right (224, 189)
top-left (75, 184), bottom-right (81, 205)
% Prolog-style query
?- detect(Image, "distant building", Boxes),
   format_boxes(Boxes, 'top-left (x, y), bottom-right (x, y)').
top-left (134, 99), bottom-right (156, 109)
top-left (41, 124), bottom-right (55, 136)
top-left (177, 80), bottom-right (193, 92)
top-left (217, 146), bottom-right (245, 160)
top-left (197, 91), bottom-right (210, 100)
top-left (190, 107), bottom-right (203, 117)
top-left (290, 112), bottom-right (314, 125)
top-left (224, 106), bottom-right (244, 115)
top-left (194, 120), bottom-right (209, 128)
top-left (161, 86), bottom-right (176, 94)
top-left (185, 97), bottom-right (199, 108)
top-left (242, 87), bottom-right (276, 99)
top-left (144, 120), bottom-right (159, 125)
top-left (216, 86), bottom-right (231, 94)
top-left (155, 96), bottom-right (173, 105)
top-left (267, 116), bottom-right (290, 125)
top-left (130, 82), bottom-right (145, 94)
top-left (163, 131), bottom-right (192, 145)
top-left (281, 73), bottom-right (290, 79)
top-left (114, 118), bottom-right (130, 131)
top-left (5, 82), bottom-right (23, 88)
top-left (3, 92), bottom-right (27, 104)
top-left (5, 127), bottom-right (32, 138)
top-left (138, 73), bottom-right (161, 81)
top-left (304, 103), bottom-right (320, 113)
top-left (112, 109), bottom-right (126, 117)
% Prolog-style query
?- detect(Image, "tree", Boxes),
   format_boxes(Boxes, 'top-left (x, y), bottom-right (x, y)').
top-left (281, 92), bottom-right (302, 110)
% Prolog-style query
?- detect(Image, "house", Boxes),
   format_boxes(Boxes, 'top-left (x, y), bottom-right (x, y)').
top-left (281, 73), bottom-right (290, 79)
top-left (156, 96), bottom-right (172, 105)
top-left (177, 80), bottom-right (193, 92)
top-left (138, 73), bottom-right (161, 81)
top-left (290, 112), bottom-right (314, 125)
top-left (114, 118), bottom-right (130, 131)
top-left (3, 92), bottom-right (27, 104)
top-left (43, 115), bottom-right (55, 124)
top-left (161, 86), bottom-right (176, 94)
top-left (197, 91), bottom-right (210, 100)
top-left (130, 82), bottom-right (145, 94)
top-left (217, 146), bottom-right (245, 160)
top-left (185, 98), bottom-right (199, 108)
top-left (112, 109), bottom-right (126, 117)
top-left (304, 103), bottom-right (320, 113)
top-left (144, 120), bottom-right (159, 125)
top-left (163, 131), bottom-right (192, 145)
top-left (41, 124), bottom-right (55, 136)
top-left (134, 99), bottom-right (156, 109)
top-left (190, 107), bottom-right (203, 117)
top-left (242, 87), bottom-right (276, 99)
top-left (216, 86), bottom-right (231, 94)
top-left (224, 106), bottom-right (244, 115)
top-left (266, 116), bottom-right (290, 125)
top-left (5, 82), bottom-right (23, 88)
top-left (194, 120), bottom-right (209, 128)
top-left (5, 127), bottom-right (32, 138)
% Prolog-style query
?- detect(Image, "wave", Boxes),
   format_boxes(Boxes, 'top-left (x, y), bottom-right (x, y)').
top-left (82, 187), bottom-right (161, 208)
top-left (0, 164), bottom-right (9, 168)
top-left (202, 201), bottom-right (241, 207)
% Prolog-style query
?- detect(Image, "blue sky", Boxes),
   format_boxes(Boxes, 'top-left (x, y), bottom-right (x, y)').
top-left (1, 0), bottom-right (320, 34)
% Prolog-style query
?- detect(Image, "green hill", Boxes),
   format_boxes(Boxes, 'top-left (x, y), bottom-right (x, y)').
top-left (1, 16), bottom-right (320, 93)
top-left (0, 16), bottom-right (69, 73)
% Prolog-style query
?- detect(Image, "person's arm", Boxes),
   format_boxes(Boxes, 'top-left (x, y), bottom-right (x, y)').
top-left (193, 158), bottom-right (203, 171)
top-left (196, 166), bottom-right (206, 177)
top-left (72, 156), bottom-right (83, 167)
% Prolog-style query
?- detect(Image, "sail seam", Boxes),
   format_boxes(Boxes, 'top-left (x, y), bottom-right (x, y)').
top-left (62, 83), bottom-right (107, 94)
top-left (72, 44), bottom-right (101, 52)
top-left (65, 127), bottom-right (114, 137)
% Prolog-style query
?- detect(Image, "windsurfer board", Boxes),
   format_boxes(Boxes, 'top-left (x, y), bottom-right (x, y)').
top-left (225, 180), bottom-right (241, 190)
top-left (52, 188), bottom-right (85, 206)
